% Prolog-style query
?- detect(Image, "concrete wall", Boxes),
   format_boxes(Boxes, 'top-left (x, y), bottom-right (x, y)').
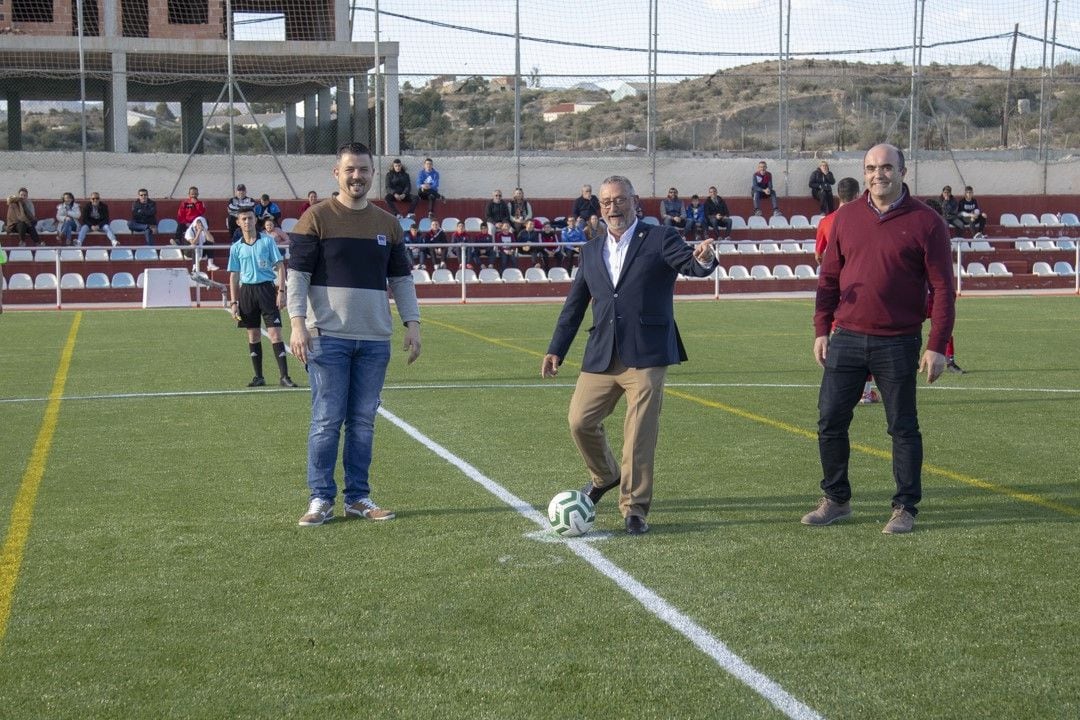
top-left (1, 151), bottom-right (1078, 201)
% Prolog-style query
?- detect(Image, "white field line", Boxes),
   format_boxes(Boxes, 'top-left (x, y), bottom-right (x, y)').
top-left (2, 380), bottom-right (1078, 405)
top-left (378, 405), bottom-right (824, 720)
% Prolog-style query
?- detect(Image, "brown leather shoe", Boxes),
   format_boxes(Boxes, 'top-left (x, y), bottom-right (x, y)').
top-left (625, 515), bottom-right (649, 535)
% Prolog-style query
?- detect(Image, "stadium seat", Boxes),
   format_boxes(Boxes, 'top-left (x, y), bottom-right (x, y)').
top-left (789, 215), bottom-right (811, 229)
top-left (965, 262), bottom-right (989, 277)
top-left (157, 219), bottom-right (178, 235)
top-left (111, 272), bottom-right (137, 288)
top-left (502, 268), bottom-right (526, 283)
top-left (1040, 213), bottom-right (1062, 227)
top-left (1053, 261), bottom-right (1075, 277)
top-left (85, 272), bottom-right (110, 289)
top-left (953, 240), bottom-right (973, 252)
top-left (1013, 240), bottom-right (1036, 251)
top-left (1060, 212), bottom-right (1079, 226)
top-left (728, 216), bottom-right (748, 230)
top-left (771, 264), bottom-right (795, 279)
top-left (547, 267), bottom-right (571, 282)
top-left (640, 216), bottom-right (660, 226)
top-left (84, 248), bottom-right (110, 261)
top-left (713, 265), bottom-right (729, 280)
top-left (750, 265), bottom-right (773, 280)
top-left (281, 218), bottom-right (299, 232)
top-left (1031, 261), bottom-right (1055, 276)
top-left (736, 242), bottom-right (761, 254)
top-left (1034, 239), bottom-right (1058, 251)
top-left (35, 248), bottom-right (57, 262)
top-left (780, 241), bottom-right (802, 254)
top-left (768, 215), bottom-right (790, 229)
top-left (1057, 239), bottom-right (1077, 251)
top-left (987, 262), bottom-right (1012, 277)
top-left (159, 247), bottom-right (184, 260)
top-left (441, 217), bottom-right (460, 233)
top-left (430, 268), bottom-right (454, 283)
top-left (971, 240), bottom-right (994, 252)
top-left (759, 242), bottom-right (782, 254)
top-left (717, 242), bottom-right (738, 255)
top-left (411, 268), bottom-right (431, 284)
top-left (134, 247), bottom-right (158, 261)
top-left (7, 249), bottom-right (34, 262)
top-left (1019, 213), bottom-right (1040, 227)
top-left (111, 248), bottom-right (134, 261)
top-left (110, 219), bottom-right (130, 235)
top-left (801, 241), bottom-right (816, 254)
top-left (728, 265), bottom-right (751, 280)
top-left (60, 272), bottom-right (85, 289)
top-left (463, 217), bottom-right (484, 233)
top-left (455, 268), bottom-right (478, 283)
top-left (7, 273), bottom-right (33, 290)
top-left (810, 214), bottom-right (825, 228)
top-left (478, 267), bottom-right (502, 283)
top-left (794, 264), bottom-right (817, 279)
top-left (417, 217), bottom-right (434, 233)
top-left (524, 267), bottom-right (548, 282)
top-left (59, 248), bottom-right (84, 262)
top-left (747, 216), bottom-right (768, 230)
top-left (999, 213), bottom-right (1020, 227)
top-left (34, 272), bottom-right (58, 289)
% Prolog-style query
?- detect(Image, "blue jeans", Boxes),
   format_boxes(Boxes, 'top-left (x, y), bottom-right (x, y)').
top-left (817, 327), bottom-right (923, 514)
top-left (129, 221), bottom-right (156, 245)
top-left (305, 335), bottom-right (391, 504)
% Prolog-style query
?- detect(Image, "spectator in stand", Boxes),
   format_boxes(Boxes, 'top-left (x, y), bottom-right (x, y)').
top-left (6, 188), bottom-right (41, 246)
top-left (451, 220), bottom-right (478, 269)
top-left (384, 158), bottom-right (413, 217)
top-left (957, 186), bottom-right (987, 238)
top-left (175, 186), bottom-right (205, 245)
top-left (413, 157), bottom-right (442, 217)
top-left (76, 192), bottom-right (118, 247)
top-left (184, 216), bottom-right (218, 271)
top-left (584, 213), bottom-right (605, 242)
top-left (227, 208), bottom-right (295, 389)
top-left (752, 160), bottom-right (781, 217)
top-left (255, 194), bottom-right (282, 225)
top-left (405, 225), bottom-right (429, 269)
top-left (517, 218), bottom-right (541, 266)
top-left (685, 194), bottom-right (706, 241)
top-left (659, 187), bottom-right (687, 233)
top-left (703, 186), bottom-right (733, 239)
top-left (494, 222), bottom-right (517, 273)
top-left (427, 218), bottom-right (447, 267)
top-left (937, 186), bottom-right (964, 231)
top-left (484, 189), bottom-right (512, 236)
top-left (508, 187), bottom-right (533, 234)
top-left (55, 192), bottom-right (81, 246)
top-left (809, 160), bottom-right (836, 215)
top-left (262, 217), bottom-right (290, 246)
top-left (129, 188), bottom-right (158, 245)
top-left (571, 184), bottom-right (601, 224)
top-left (538, 221), bottom-right (563, 271)
top-left (226, 184), bottom-right (256, 240)
top-left (561, 216), bottom-right (585, 268)
top-left (300, 190), bottom-right (319, 214)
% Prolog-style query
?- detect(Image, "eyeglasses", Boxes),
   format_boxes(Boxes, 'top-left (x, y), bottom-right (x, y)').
top-left (598, 197), bottom-right (631, 209)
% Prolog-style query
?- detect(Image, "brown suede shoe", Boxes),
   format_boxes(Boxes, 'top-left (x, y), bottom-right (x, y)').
top-left (800, 497), bottom-right (852, 526)
top-left (882, 507), bottom-right (915, 534)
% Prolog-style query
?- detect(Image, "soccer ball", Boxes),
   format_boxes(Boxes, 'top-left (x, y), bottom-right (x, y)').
top-left (547, 490), bottom-right (596, 537)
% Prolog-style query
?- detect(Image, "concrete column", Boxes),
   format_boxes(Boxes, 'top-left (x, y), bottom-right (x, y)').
top-left (335, 79), bottom-right (352, 147)
top-left (285, 103), bottom-right (298, 155)
top-left (334, 0), bottom-right (350, 41)
top-left (6, 91), bottom-right (22, 151)
top-left (103, 0), bottom-right (118, 36)
top-left (181, 95), bottom-right (204, 154)
top-left (109, 51), bottom-right (129, 152)
top-left (303, 94), bottom-right (317, 154)
top-left (317, 87), bottom-right (334, 153)
top-left (383, 55), bottom-right (400, 155)
top-left (352, 75), bottom-right (369, 147)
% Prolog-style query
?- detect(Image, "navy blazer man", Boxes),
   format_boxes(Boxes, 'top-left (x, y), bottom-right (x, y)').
top-left (542, 175), bottom-right (717, 535)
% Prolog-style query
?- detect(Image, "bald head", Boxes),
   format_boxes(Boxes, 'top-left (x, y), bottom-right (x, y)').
top-left (863, 144), bottom-right (907, 210)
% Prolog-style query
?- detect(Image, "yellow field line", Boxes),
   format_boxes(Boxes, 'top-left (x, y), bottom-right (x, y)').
top-left (426, 318), bottom-right (1078, 518)
top-left (0, 313), bottom-right (81, 646)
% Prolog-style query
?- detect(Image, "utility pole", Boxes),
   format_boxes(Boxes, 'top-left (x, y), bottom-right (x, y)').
top-left (1002, 24), bottom-right (1019, 147)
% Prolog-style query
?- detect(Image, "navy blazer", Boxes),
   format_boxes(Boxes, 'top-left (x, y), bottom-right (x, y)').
top-left (547, 223), bottom-right (715, 372)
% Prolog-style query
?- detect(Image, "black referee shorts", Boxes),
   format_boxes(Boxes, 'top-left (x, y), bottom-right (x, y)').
top-left (237, 281), bottom-right (282, 329)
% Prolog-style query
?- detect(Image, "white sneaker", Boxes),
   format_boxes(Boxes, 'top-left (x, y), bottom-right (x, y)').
top-left (206, 261), bottom-right (219, 271)
top-left (298, 498), bottom-right (334, 526)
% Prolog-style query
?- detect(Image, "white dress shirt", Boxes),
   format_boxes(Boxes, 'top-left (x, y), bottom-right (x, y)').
top-left (604, 220), bottom-right (638, 286)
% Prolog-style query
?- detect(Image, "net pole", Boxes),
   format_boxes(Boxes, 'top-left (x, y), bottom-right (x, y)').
top-left (76, 0), bottom-right (87, 197)
top-left (514, 0), bottom-right (521, 188)
top-left (374, 0), bottom-right (384, 192)
top-left (226, 0), bottom-right (236, 190)
top-left (649, 0), bottom-right (658, 195)
top-left (1039, 0), bottom-right (1050, 166)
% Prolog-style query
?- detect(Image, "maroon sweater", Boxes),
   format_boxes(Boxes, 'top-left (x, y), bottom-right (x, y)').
top-left (814, 187), bottom-right (955, 354)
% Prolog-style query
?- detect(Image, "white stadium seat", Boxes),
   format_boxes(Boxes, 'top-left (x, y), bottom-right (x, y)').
top-left (411, 268), bottom-right (431, 284)
top-left (1059, 212), bottom-right (1079, 227)
top-left (547, 267), bottom-right (571, 282)
top-left (728, 216), bottom-right (748, 230)
top-left (1019, 213), bottom-right (1040, 227)
top-left (134, 247), bottom-right (158, 261)
top-left (987, 262), bottom-right (1012, 277)
top-left (524, 267), bottom-right (548, 282)
top-left (440, 217), bottom-right (460, 233)
top-left (281, 218), bottom-right (299, 232)
top-left (159, 247), bottom-right (184, 260)
top-left (110, 248), bottom-right (134, 261)
top-left (7, 249), bottom-right (34, 262)
top-left (794, 264), bottom-right (818, 279)
top-left (1031, 262), bottom-right (1055, 277)
top-left (35, 249), bottom-right (57, 262)
top-left (59, 248), bottom-right (84, 262)
top-left (747, 216), bottom-right (768, 230)
top-left (965, 262), bottom-right (989, 277)
top-left (1040, 213), bottom-right (1062, 227)
top-left (111, 272), bottom-right (137, 288)
top-left (1053, 261), bottom-right (1075, 277)
top-left (455, 268), bottom-right (478, 283)
top-left (789, 215), bottom-right (811, 229)
top-left (750, 265), bottom-right (773, 280)
top-left (60, 272), bottom-right (85, 289)
top-left (478, 268), bottom-right (503, 283)
top-left (431, 268), bottom-right (454, 283)
top-left (463, 217), bottom-right (484, 233)
top-left (771, 264), bottom-right (795, 279)
top-left (728, 265), bottom-right (751, 280)
top-left (157, 218), bottom-right (178, 235)
top-left (7, 273), bottom-right (33, 290)
top-left (998, 213), bottom-right (1020, 227)
top-left (1034, 239), bottom-right (1058, 251)
top-left (110, 219), bottom-right (131, 234)
top-left (34, 273), bottom-right (58, 289)
top-left (501, 268), bottom-right (526, 283)
top-left (85, 272), bottom-right (111, 288)
top-left (84, 248), bottom-right (110, 261)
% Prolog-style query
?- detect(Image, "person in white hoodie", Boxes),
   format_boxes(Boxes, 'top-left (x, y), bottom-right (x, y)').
top-left (183, 215), bottom-right (218, 270)
top-left (55, 192), bottom-right (80, 246)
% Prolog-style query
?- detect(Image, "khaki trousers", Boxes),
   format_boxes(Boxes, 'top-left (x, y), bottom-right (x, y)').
top-left (567, 357), bottom-right (667, 519)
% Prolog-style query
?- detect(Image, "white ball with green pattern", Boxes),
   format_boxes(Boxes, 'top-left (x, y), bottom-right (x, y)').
top-left (547, 490), bottom-right (596, 537)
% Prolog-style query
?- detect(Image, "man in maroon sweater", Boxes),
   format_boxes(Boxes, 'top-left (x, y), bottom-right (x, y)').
top-left (803, 143), bottom-right (955, 535)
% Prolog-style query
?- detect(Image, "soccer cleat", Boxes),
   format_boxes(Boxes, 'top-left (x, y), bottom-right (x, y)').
top-left (946, 359), bottom-right (965, 374)
top-left (882, 507), bottom-right (915, 534)
top-left (860, 389), bottom-right (880, 404)
top-left (801, 497), bottom-right (853, 526)
top-left (581, 477), bottom-right (620, 505)
top-left (247, 376), bottom-right (266, 387)
top-left (298, 498), bottom-right (334, 526)
top-left (279, 376), bottom-right (297, 388)
top-left (344, 497), bottom-right (396, 521)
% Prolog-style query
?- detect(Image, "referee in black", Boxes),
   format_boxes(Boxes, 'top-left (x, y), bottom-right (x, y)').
top-left (227, 209), bottom-right (296, 387)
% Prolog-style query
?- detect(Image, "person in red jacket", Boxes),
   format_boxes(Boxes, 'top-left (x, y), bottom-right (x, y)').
top-left (175, 186), bottom-right (206, 244)
top-left (804, 143), bottom-right (955, 535)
